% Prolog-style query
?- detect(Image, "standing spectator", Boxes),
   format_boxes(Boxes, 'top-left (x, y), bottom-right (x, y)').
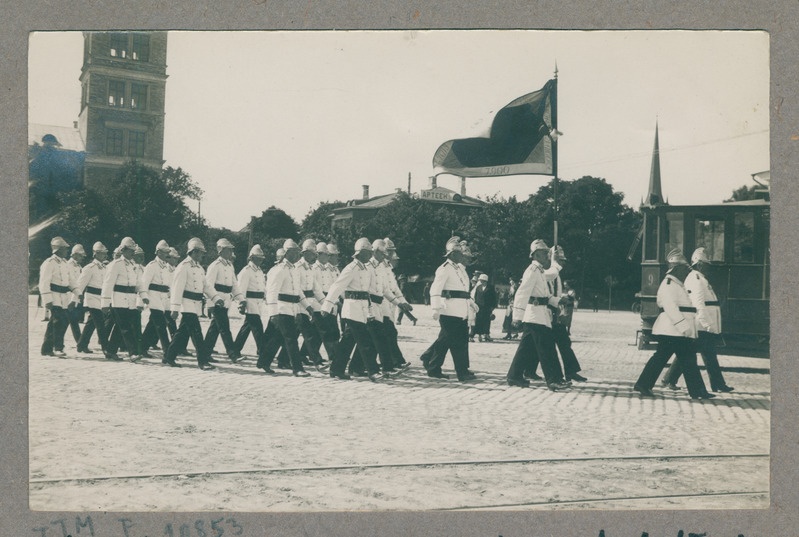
top-left (423, 281), bottom-right (431, 305)
top-left (502, 278), bottom-right (518, 340)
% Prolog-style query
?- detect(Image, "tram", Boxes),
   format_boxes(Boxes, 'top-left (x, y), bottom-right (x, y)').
top-left (635, 199), bottom-right (770, 354)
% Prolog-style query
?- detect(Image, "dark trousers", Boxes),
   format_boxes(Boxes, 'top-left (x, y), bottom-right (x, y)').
top-left (540, 321), bottom-right (582, 376)
top-left (259, 317), bottom-right (288, 368)
top-left (41, 305), bottom-right (69, 353)
top-left (507, 322), bottom-right (565, 385)
top-left (67, 304), bottom-right (84, 344)
top-left (234, 313), bottom-right (264, 356)
top-left (259, 314), bottom-right (305, 373)
top-left (205, 305), bottom-right (236, 356)
top-left (423, 315), bottom-right (469, 376)
top-left (351, 319), bottom-right (394, 373)
top-left (78, 307), bottom-right (110, 352)
top-left (662, 331), bottom-right (728, 391)
top-left (166, 312), bottom-right (211, 365)
top-left (297, 314), bottom-right (325, 365)
top-left (133, 308), bottom-right (143, 354)
top-left (313, 311), bottom-right (339, 361)
top-left (636, 335), bottom-right (708, 398)
top-left (107, 308), bottom-right (139, 356)
top-left (332, 318), bottom-right (379, 377)
top-left (141, 310), bottom-right (171, 354)
top-left (383, 318), bottom-right (407, 366)
top-left (165, 311), bottom-right (177, 337)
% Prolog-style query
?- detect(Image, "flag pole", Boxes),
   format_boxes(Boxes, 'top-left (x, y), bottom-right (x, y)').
top-left (552, 65), bottom-right (559, 248)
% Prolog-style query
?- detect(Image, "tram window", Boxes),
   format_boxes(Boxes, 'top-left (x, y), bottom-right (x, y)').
top-left (644, 213), bottom-right (658, 260)
top-left (695, 218), bottom-right (725, 261)
top-left (665, 212), bottom-right (684, 258)
top-left (734, 212), bottom-right (755, 263)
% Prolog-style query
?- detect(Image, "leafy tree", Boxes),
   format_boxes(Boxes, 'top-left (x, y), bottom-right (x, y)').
top-left (725, 184), bottom-right (760, 202)
top-left (300, 201), bottom-right (346, 241)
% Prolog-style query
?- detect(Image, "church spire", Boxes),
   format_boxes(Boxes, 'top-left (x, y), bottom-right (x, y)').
top-left (643, 121), bottom-right (664, 207)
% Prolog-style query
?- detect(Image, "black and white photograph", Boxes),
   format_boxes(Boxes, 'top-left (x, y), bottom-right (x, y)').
top-left (25, 29), bottom-right (772, 516)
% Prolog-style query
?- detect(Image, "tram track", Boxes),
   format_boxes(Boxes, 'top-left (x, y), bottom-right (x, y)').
top-left (30, 452), bottom-right (768, 485)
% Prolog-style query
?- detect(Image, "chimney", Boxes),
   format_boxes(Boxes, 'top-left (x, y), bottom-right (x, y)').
top-left (429, 176), bottom-right (437, 189)
top-left (460, 177), bottom-right (466, 196)
top-left (362, 185), bottom-right (369, 200)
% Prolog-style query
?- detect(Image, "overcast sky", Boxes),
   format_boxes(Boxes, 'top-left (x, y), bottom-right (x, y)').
top-left (29, 30), bottom-right (769, 230)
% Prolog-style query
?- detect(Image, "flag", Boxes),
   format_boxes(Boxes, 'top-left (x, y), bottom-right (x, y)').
top-left (432, 79), bottom-right (557, 178)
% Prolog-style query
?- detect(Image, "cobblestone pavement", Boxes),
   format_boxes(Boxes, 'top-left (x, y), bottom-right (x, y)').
top-left (28, 301), bottom-right (770, 511)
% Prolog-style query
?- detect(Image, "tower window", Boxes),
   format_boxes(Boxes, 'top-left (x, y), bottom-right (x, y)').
top-left (128, 131), bottom-right (146, 158)
top-left (106, 129), bottom-right (124, 156)
top-left (130, 83), bottom-right (148, 110)
top-left (131, 34), bottom-right (150, 62)
top-left (110, 33), bottom-right (128, 58)
top-left (108, 80), bottom-right (125, 107)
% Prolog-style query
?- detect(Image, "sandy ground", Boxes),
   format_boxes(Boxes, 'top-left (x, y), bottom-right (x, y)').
top-left (28, 300), bottom-right (770, 511)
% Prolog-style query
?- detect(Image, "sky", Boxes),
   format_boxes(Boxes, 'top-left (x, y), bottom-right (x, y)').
top-left (28, 30), bottom-right (769, 230)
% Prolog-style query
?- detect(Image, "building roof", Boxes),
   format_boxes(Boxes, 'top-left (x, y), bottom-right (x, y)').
top-left (420, 186), bottom-right (486, 207)
top-left (28, 123), bottom-right (85, 152)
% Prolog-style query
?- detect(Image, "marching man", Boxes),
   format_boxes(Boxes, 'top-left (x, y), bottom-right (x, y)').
top-left (39, 236), bottom-right (78, 357)
top-left (235, 244), bottom-right (267, 361)
top-left (204, 238), bottom-right (246, 363)
top-left (74, 241), bottom-right (114, 358)
top-left (66, 244), bottom-right (87, 346)
top-left (140, 240), bottom-right (173, 360)
top-left (101, 237), bottom-right (143, 362)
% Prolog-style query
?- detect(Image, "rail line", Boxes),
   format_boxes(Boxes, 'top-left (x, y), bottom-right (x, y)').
top-left (30, 452), bottom-right (768, 485)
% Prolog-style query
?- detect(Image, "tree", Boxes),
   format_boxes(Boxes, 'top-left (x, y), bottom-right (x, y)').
top-left (300, 201), bottom-right (346, 240)
top-left (725, 184), bottom-right (760, 202)
top-left (250, 206), bottom-right (300, 247)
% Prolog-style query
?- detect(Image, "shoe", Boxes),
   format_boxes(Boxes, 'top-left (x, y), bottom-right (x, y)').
top-left (54, 350), bottom-right (67, 358)
top-left (561, 379), bottom-right (573, 387)
top-left (199, 362), bottom-right (215, 370)
top-left (330, 372), bottom-right (351, 380)
top-left (665, 382), bottom-right (680, 390)
top-left (412, 320), bottom-right (417, 326)
top-left (152, 344), bottom-right (161, 350)
top-left (315, 362), bottom-right (330, 372)
top-left (128, 355), bottom-right (142, 363)
top-left (141, 351), bottom-right (152, 358)
top-left (293, 370), bottom-right (311, 377)
top-left (41, 350), bottom-right (55, 357)
top-left (276, 364), bottom-right (291, 370)
top-left (369, 373), bottom-right (385, 381)
top-left (427, 370), bottom-right (450, 379)
top-left (350, 371), bottom-right (368, 377)
top-left (165, 361), bottom-right (182, 368)
top-left (179, 351), bottom-right (194, 357)
top-left (507, 378), bottom-right (530, 388)
top-left (230, 352), bottom-right (243, 363)
top-left (76, 346), bottom-right (93, 354)
top-left (524, 372), bottom-right (543, 381)
top-left (567, 373), bottom-right (588, 382)
top-left (633, 384), bottom-right (655, 397)
top-left (484, 336), bottom-right (493, 342)
top-left (105, 352), bottom-right (123, 361)
top-left (301, 357), bottom-right (314, 366)
top-left (478, 336), bottom-right (483, 342)
top-left (692, 393), bottom-right (717, 400)
top-left (397, 362), bottom-right (411, 372)
top-left (260, 366), bottom-right (277, 375)
top-left (714, 386), bottom-right (735, 393)
top-left (548, 381), bottom-right (572, 391)
top-left (460, 370), bottom-right (477, 381)
top-left (207, 357), bottom-right (219, 363)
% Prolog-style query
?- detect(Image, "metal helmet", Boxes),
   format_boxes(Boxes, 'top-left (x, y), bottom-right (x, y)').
top-left (216, 238), bottom-right (235, 251)
top-left (301, 239), bottom-right (317, 252)
top-left (282, 239), bottom-right (300, 251)
top-left (92, 241), bottom-right (108, 253)
top-left (134, 245), bottom-right (145, 256)
top-left (168, 247), bottom-right (180, 259)
top-left (353, 237), bottom-right (373, 253)
top-left (187, 237), bottom-right (206, 253)
top-left (119, 237), bottom-right (137, 250)
top-left (275, 248), bottom-right (286, 261)
top-left (383, 237), bottom-right (396, 250)
top-left (249, 244), bottom-right (265, 258)
top-left (155, 239), bottom-right (170, 253)
top-left (529, 239), bottom-right (549, 256)
top-left (316, 242), bottom-right (329, 254)
top-left (444, 236), bottom-right (462, 256)
top-left (50, 236), bottom-right (70, 251)
top-left (371, 239), bottom-right (386, 252)
top-left (71, 244), bottom-right (86, 256)
top-left (691, 247), bottom-right (710, 265)
top-left (327, 243), bottom-right (340, 255)
top-left (666, 248), bottom-right (688, 265)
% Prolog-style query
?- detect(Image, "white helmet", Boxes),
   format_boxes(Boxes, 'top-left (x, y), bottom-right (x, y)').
top-left (155, 239), bottom-right (170, 253)
top-left (529, 239), bottom-right (548, 256)
top-left (168, 247), bottom-right (180, 259)
top-left (92, 241), bottom-right (108, 253)
top-left (316, 242), bottom-right (328, 254)
top-left (371, 239), bottom-right (386, 252)
top-left (275, 248), bottom-right (286, 261)
top-left (50, 236), bottom-right (70, 251)
top-left (301, 239), bottom-right (317, 252)
top-left (666, 248), bottom-right (688, 265)
top-left (134, 245), bottom-right (145, 255)
top-left (444, 236), bottom-right (462, 256)
top-left (216, 238), bottom-right (235, 251)
top-left (249, 244), bottom-right (265, 258)
top-left (691, 247), bottom-right (710, 265)
top-left (282, 239), bottom-right (300, 251)
top-left (327, 243), bottom-right (340, 255)
top-left (353, 237), bottom-right (372, 254)
top-left (119, 237), bottom-right (137, 250)
top-left (71, 244), bottom-right (86, 256)
top-left (187, 237), bottom-right (206, 253)
top-left (383, 237), bottom-right (396, 250)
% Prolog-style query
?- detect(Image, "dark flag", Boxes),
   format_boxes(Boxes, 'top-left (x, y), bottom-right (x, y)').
top-left (433, 79), bottom-right (557, 178)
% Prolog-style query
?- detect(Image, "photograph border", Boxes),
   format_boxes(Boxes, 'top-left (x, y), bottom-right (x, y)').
top-left (4, 2), bottom-right (797, 536)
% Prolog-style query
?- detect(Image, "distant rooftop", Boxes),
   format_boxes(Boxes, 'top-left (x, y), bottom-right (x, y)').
top-left (29, 123), bottom-right (85, 152)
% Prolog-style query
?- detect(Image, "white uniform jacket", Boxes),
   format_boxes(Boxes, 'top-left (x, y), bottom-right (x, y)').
top-left (685, 269), bottom-right (721, 334)
top-left (652, 274), bottom-right (698, 339)
top-left (321, 259), bottom-right (373, 323)
top-left (512, 260), bottom-right (562, 327)
top-left (101, 257), bottom-right (141, 309)
top-left (67, 258), bottom-right (83, 303)
top-left (141, 258), bottom-right (172, 311)
top-left (170, 257), bottom-right (215, 315)
top-left (430, 260), bottom-right (474, 320)
top-left (296, 258), bottom-right (325, 316)
top-left (366, 258), bottom-right (396, 319)
top-left (39, 255), bottom-right (77, 308)
top-left (382, 261), bottom-right (408, 320)
top-left (75, 259), bottom-right (106, 309)
top-left (206, 257), bottom-right (243, 307)
top-left (266, 260), bottom-right (310, 317)
top-left (237, 262), bottom-right (266, 315)
top-left (313, 260), bottom-right (336, 315)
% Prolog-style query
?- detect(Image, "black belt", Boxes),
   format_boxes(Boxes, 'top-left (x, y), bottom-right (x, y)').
top-left (113, 284), bottom-right (136, 294)
top-left (705, 301), bottom-right (720, 306)
top-left (303, 290), bottom-right (315, 298)
top-left (659, 307), bottom-right (697, 313)
top-left (246, 291), bottom-right (264, 299)
top-left (528, 296), bottom-right (550, 306)
top-left (369, 294), bottom-right (384, 304)
top-left (214, 283), bottom-right (233, 293)
top-left (85, 286), bottom-right (101, 296)
top-left (278, 293), bottom-right (300, 303)
top-left (183, 290), bottom-right (203, 301)
top-left (441, 290), bottom-right (470, 299)
top-left (50, 283), bottom-right (70, 293)
top-left (149, 283), bottom-right (169, 293)
top-left (345, 291), bottom-right (369, 300)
